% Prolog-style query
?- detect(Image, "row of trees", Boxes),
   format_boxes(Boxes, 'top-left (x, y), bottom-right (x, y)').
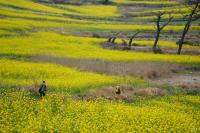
top-left (153, 0), bottom-right (199, 54)
top-left (42, 0), bottom-right (199, 54)
top-left (106, 0), bottom-right (199, 55)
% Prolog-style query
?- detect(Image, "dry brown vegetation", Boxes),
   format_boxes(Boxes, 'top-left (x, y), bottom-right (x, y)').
top-left (152, 72), bottom-right (200, 92)
top-left (75, 85), bottom-right (165, 102)
top-left (101, 42), bottom-right (200, 55)
top-left (32, 55), bottom-right (182, 79)
top-left (32, 55), bottom-right (200, 96)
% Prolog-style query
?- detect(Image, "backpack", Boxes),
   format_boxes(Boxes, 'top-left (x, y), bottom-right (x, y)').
top-left (39, 84), bottom-right (46, 92)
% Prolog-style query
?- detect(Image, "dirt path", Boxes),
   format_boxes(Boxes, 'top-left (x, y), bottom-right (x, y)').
top-left (151, 71), bottom-right (200, 89)
top-left (75, 86), bottom-right (165, 102)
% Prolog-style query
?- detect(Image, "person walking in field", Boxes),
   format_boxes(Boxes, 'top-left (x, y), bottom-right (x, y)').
top-left (39, 81), bottom-right (47, 97)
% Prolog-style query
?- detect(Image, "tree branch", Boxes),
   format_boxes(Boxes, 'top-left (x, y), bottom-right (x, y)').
top-left (131, 31), bottom-right (140, 39)
top-left (160, 14), bottom-right (173, 30)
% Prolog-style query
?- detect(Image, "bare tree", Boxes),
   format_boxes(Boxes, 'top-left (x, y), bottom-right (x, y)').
top-left (111, 37), bottom-right (117, 43)
top-left (177, 0), bottom-right (200, 54)
top-left (129, 32), bottom-right (140, 47)
top-left (153, 12), bottom-right (173, 53)
top-left (107, 37), bottom-right (112, 42)
top-left (107, 32), bottom-right (120, 43)
top-left (121, 39), bottom-right (131, 50)
top-left (121, 39), bottom-right (127, 46)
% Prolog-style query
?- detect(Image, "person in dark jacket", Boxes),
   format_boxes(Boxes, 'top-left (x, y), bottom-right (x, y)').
top-left (39, 81), bottom-right (47, 97)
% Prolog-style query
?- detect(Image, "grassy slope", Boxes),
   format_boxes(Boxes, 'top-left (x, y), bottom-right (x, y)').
top-left (0, 31), bottom-right (199, 63)
top-left (0, 58), bottom-right (148, 93)
top-left (0, 0), bottom-right (199, 31)
top-left (0, 0), bottom-right (200, 132)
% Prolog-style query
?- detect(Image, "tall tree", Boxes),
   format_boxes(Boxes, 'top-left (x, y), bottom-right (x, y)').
top-left (152, 12), bottom-right (173, 53)
top-left (177, 0), bottom-right (200, 54)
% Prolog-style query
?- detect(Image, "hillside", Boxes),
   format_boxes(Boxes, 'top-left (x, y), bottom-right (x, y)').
top-left (0, 0), bottom-right (200, 132)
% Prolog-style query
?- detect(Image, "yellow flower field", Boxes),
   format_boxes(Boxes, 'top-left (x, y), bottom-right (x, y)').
top-left (53, 4), bottom-right (120, 17)
top-left (0, 91), bottom-right (199, 132)
top-left (0, 0), bottom-right (199, 132)
top-left (0, 59), bottom-right (147, 92)
top-left (0, 59), bottom-right (115, 90)
top-left (0, 31), bottom-right (199, 63)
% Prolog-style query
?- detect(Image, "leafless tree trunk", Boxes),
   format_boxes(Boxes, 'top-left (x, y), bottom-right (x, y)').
top-left (177, 0), bottom-right (199, 54)
top-left (121, 39), bottom-right (127, 46)
top-left (121, 39), bottom-right (131, 50)
top-left (107, 37), bottom-right (112, 42)
top-left (129, 32), bottom-right (139, 46)
top-left (153, 12), bottom-right (173, 53)
top-left (111, 37), bottom-right (117, 43)
top-left (107, 36), bottom-right (116, 43)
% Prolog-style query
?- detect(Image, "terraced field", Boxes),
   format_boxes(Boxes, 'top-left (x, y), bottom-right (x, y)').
top-left (0, 0), bottom-right (200, 132)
